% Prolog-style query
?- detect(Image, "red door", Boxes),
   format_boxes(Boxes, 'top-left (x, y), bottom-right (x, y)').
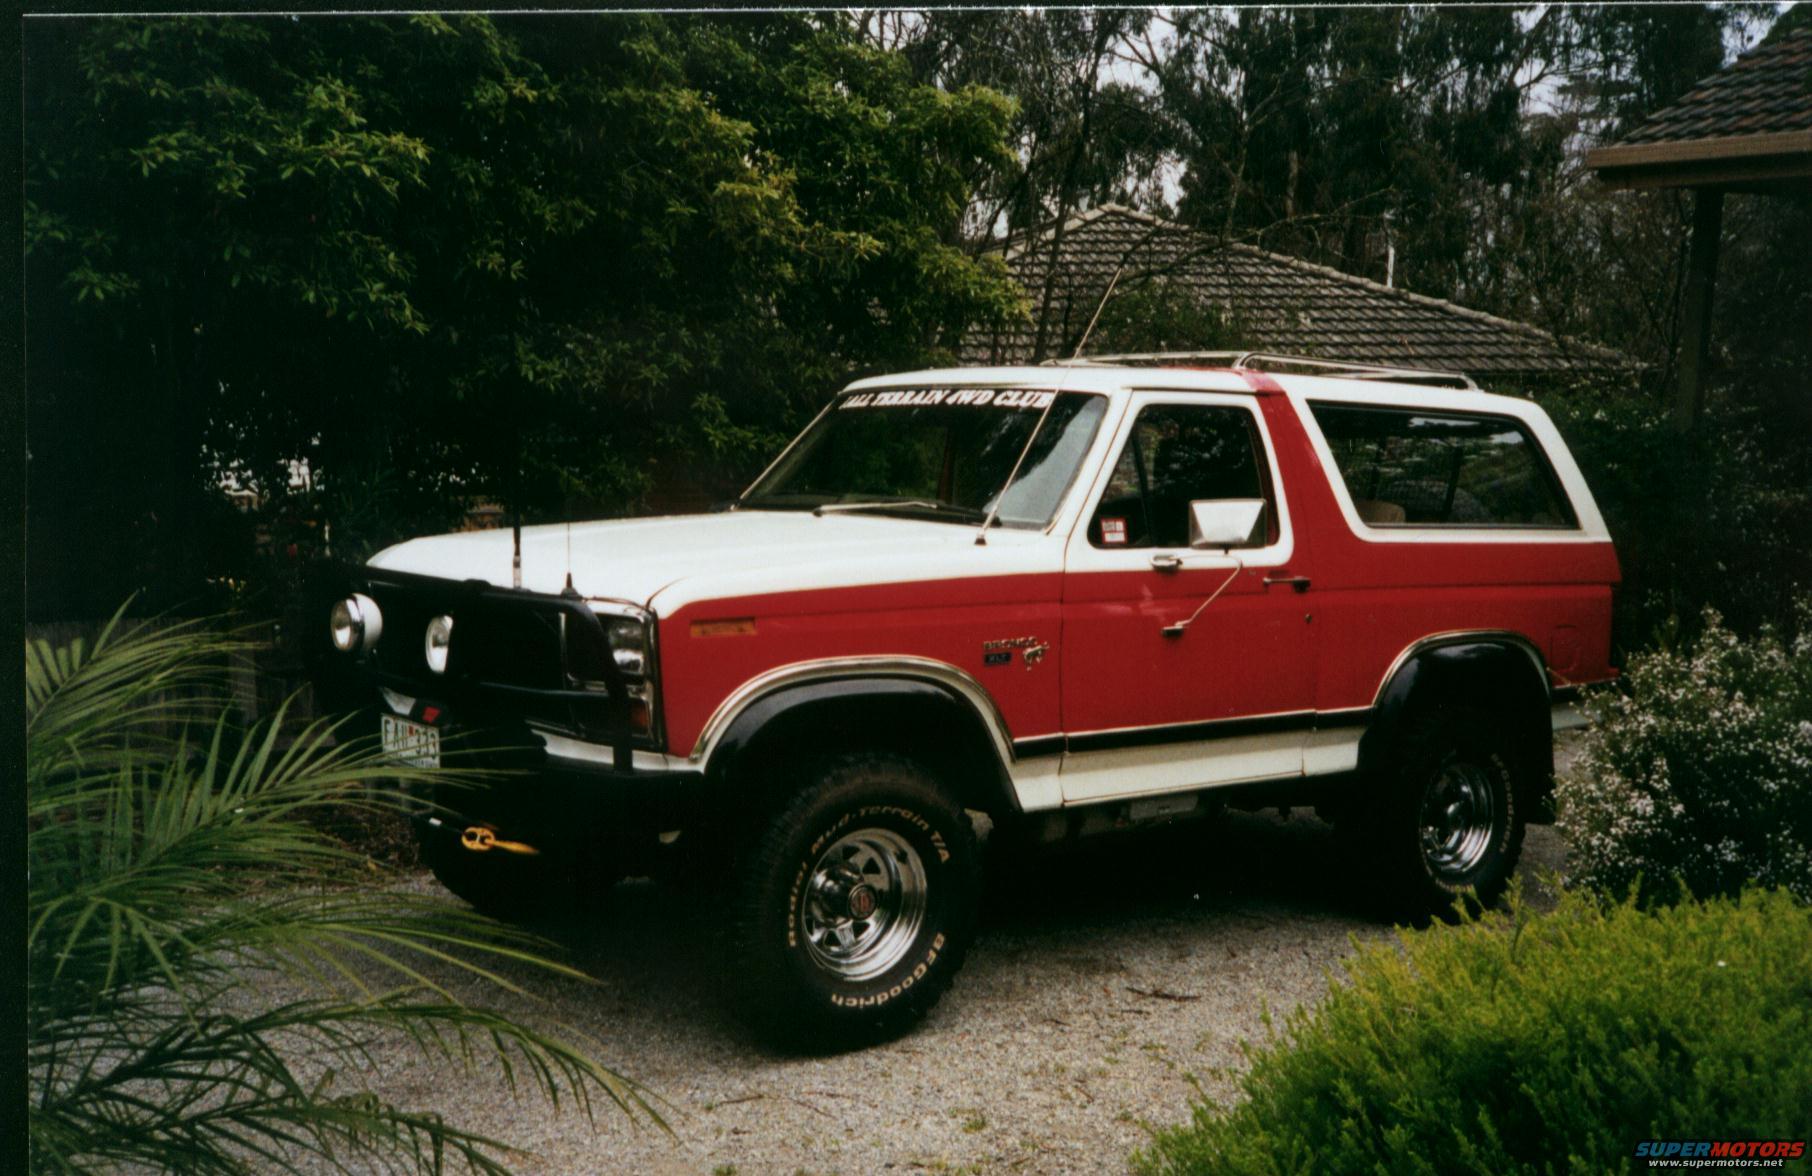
top-left (1058, 392), bottom-right (1316, 803)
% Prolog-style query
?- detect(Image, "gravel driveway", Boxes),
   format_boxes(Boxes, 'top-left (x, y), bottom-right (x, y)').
top-left (325, 744), bottom-right (1576, 1176)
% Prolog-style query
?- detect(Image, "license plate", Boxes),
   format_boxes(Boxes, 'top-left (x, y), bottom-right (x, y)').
top-left (381, 715), bottom-right (440, 770)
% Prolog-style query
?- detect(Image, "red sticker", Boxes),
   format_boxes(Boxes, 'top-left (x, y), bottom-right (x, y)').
top-left (1100, 517), bottom-right (1128, 545)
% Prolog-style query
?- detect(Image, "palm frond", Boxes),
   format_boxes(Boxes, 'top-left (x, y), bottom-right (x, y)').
top-left (28, 611), bottom-right (661, 1174)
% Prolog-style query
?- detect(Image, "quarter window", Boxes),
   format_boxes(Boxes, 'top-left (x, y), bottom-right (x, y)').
top-left (1089, 404), bottom-right (1276, 548)
top-left (1309, 403), bottom-right (1577, 528)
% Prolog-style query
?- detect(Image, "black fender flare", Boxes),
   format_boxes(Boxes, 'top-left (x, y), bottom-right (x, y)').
top-left (703, 675), bottom-right (1021, 818)
top-left (1358, 637), bottom-right (1557, 822)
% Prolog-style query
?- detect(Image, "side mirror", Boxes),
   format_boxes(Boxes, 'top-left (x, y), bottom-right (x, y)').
top-left (1188, 499), bottom-right (1267, 550)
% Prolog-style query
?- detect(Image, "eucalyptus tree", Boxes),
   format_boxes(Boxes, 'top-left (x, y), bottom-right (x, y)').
top-left (879, 10), bottom-right (1175, 358)
top-left (1154, 6), bottom-right (1563, 309)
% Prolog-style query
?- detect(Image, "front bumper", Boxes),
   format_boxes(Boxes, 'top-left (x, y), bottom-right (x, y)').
top-left (377, 688), bottom-right (707, 859)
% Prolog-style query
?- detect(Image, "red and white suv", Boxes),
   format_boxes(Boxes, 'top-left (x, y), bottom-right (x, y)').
top-left (323, 354), bottom-right (1619, 1046)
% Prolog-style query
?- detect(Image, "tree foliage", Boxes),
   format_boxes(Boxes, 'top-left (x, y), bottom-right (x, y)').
top-left (26, 8), bottom-right (1810, 635)
top-left (25, 14), bottom-right (1023, 617)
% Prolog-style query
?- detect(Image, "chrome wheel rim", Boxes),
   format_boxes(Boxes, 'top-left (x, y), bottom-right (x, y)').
top-left (1419, 760), bottom-right (1497, 879)
top-left (799, 827), bottom-right (928, 982)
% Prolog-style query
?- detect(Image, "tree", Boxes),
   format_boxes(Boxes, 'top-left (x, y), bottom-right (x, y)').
top-left (1155, 7), bottom-right (1565, 310)
top-left (885, 11), bottom-right (1172, 360)
top-left (25, 14), bottom-right (1022, 619)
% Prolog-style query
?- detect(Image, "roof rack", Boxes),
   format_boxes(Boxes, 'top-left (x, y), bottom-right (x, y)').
top-left (1046, 350), bottom-right (1480, 390)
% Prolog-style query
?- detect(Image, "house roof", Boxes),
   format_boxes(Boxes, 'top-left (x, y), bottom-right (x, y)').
top-left (1587, 25), bottom-right (1812, 192)
top-left (963, 205), bottom-right (1631, 377)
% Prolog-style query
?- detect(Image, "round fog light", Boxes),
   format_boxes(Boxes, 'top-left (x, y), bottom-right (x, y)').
top-left (424, 614), bottom-right (454, 674)
top-left (329, 593), bottom-right (382, 653)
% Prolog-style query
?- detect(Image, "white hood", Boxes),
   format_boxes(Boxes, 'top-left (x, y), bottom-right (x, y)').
top-left (367, 510), bottom-right (1057, 613)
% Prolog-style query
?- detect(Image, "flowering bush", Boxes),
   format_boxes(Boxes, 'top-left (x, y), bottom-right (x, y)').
top-left (1558, 603), bottom-right (1812, 905)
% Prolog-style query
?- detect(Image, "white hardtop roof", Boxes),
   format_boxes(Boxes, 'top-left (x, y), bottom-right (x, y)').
top-left (843, 364), bottom-right (1543, 419)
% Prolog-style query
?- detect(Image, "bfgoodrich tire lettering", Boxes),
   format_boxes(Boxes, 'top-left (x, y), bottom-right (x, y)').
top-left (730, 755), bottom-right (980, 1049)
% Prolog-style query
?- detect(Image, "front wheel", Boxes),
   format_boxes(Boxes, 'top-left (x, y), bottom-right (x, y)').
top-left (729, 755), bottom-right (981, 1050)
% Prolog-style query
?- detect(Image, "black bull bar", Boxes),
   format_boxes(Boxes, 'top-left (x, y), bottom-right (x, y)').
top-left (312, 565), bottom-right (640, 772)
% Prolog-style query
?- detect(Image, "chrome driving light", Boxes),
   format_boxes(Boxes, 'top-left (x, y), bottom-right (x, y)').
top-left (329, 593), bottom-right (382, 653)
top-left (424, 614), bottom-right (454, 674)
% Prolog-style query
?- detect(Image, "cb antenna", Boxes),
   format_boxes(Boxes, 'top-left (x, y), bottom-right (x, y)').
top-left (510, 435), bottom-right (524, 590)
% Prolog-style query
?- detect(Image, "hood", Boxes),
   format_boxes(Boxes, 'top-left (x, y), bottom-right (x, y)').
top-left (367, 510), bottom-right (1054, 612)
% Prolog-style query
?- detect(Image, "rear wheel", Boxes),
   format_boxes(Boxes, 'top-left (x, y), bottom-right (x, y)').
top-left (1370, 707), bottom-right (1526, 920)
top-left (729, 754), bottom-right (981, 1050)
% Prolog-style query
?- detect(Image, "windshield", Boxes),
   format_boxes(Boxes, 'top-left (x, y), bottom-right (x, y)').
top-left (742, 389), bottom-right (1108, 528)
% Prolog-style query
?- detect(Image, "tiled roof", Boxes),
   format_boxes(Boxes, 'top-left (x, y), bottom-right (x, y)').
top-left (963, 205), bottom-right (1631, 376)
top-left (1619, 25), bottom-right (1812, 145)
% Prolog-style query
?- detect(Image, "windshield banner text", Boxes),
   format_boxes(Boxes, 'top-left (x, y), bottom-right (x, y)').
top-left (840, 388), bottom-right (1055, 411)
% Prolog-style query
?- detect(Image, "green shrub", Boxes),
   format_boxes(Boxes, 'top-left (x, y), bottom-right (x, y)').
top-left (1557, 604), bottom-right (1812, 906)
top-left (1135, 890), bottom-right (1812, 1176)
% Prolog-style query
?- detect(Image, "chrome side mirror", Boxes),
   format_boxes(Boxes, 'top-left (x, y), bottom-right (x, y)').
top-left (1188, 499), bottom-right (1267, 550)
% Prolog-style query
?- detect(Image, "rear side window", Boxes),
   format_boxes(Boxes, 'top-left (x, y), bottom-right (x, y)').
top-left (1309, 403), bottom-right (1577, 529)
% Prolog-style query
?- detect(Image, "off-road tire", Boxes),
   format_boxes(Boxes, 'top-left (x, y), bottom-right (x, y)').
top-left (729, 754), bottom-right (981, 1051)
top-left (418, 824), bottom-right (617, 922)
top-left (1368, 706), bottom-right (1526, 922)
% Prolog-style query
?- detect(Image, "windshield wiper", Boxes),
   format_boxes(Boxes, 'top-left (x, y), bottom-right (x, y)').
top-left (734, 499), bottom-right (823, 512)
top-left (812, 499), bottom-right (986, 522)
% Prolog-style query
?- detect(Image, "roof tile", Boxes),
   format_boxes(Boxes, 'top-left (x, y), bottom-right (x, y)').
top-left (965, 206), bottom-right (1630, 375)
top-left (1619, 26), bottom-right (1812, 145)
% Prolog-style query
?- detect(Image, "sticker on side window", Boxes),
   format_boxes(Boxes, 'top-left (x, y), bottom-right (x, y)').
top-left (1100, 517), bottom-right (1128, 545)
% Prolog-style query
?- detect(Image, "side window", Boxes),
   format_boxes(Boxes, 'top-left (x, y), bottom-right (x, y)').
top-left (1089, 404), bottom-right (1274, 548)
top-left (1310, 403), bottom-right (1578, 528)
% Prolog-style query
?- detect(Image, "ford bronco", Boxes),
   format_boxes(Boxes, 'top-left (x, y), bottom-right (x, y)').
top-left (321, 352), bottom-right (1619, 1046)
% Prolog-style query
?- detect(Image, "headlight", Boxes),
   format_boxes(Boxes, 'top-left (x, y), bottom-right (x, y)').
top-left (424, 614), bottom-right (454, 675)
top-left (583, 610), bottom-right (658, 742)
top-left (329, 594), bottom-right (382, 653)
top-left (604, 617), bottom-right (646, 676)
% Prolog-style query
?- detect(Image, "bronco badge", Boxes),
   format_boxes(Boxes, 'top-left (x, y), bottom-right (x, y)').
top-left (983, 636), bottom-right (1049, 670)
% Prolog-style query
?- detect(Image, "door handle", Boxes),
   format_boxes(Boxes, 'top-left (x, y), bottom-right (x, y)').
top-left (1264, 573), bottom-right (1311, 593)
top-left (1150, 553), bottom-right (1184, 574)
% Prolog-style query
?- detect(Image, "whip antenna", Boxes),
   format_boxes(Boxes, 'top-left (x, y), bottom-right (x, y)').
top-left (1071, 260), bottom-right (1128, 360)
top-left (561, 515), bottom-right (578, 598)
top-left (974, 360), bottom-right (1079, 547)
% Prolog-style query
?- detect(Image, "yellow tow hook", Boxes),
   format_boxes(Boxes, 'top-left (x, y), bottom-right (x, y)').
top-left (460, 825), bottom-right (541, 856)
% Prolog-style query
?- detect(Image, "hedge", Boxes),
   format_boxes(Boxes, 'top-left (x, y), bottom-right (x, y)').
top-left (1135, 889), bottom-right (1812, 1175)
